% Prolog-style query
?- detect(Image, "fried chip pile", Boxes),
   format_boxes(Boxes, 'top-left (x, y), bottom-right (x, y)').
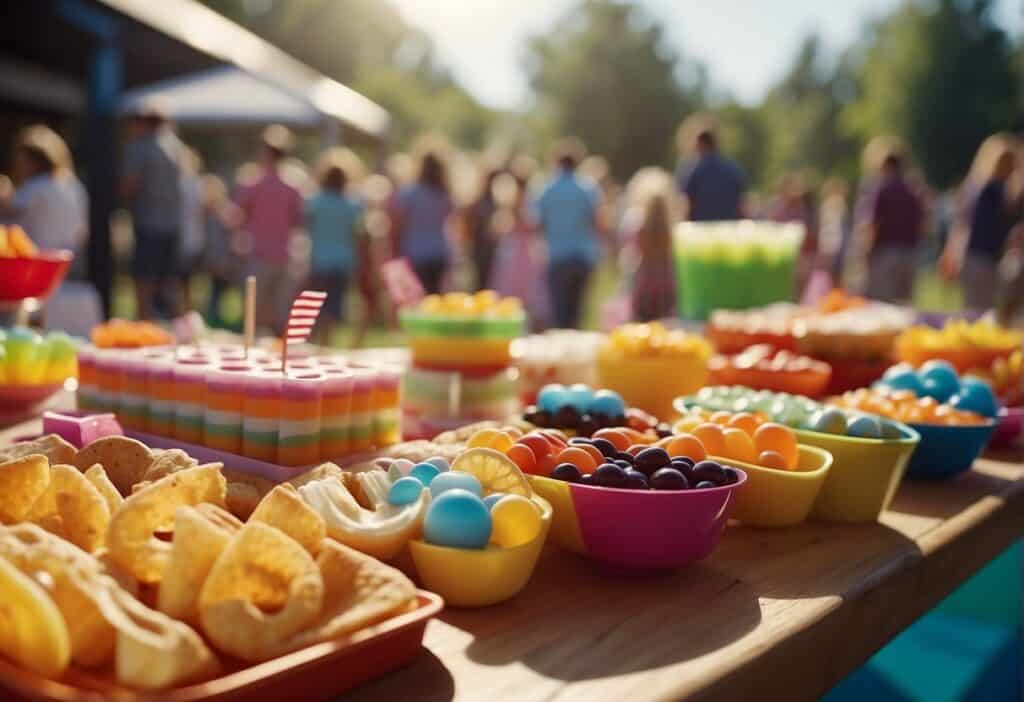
top-left (0, 446), bottom-right (419, 690)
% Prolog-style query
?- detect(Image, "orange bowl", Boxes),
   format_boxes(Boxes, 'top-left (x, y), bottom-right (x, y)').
top-left (0, 251), bottom-right (73, 302)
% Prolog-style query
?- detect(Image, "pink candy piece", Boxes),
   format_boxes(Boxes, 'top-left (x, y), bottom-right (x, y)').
top-left (43, 411), bottom-right (124, 449)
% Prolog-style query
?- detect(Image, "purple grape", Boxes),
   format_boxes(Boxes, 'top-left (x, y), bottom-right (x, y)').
top-left (550, 463), bottom-right (583, 483)
top-left (695, 480), bottom-right (718, 490)
top-left (692, 460), bottom-right (727, 484)
top-left (592, 463), bottom-right (627, 488)
top-left (650, 467), bottom-right (690, 491)
top-left (568, 437), bottom-right (594, 446)
top-left (615, 451), bottom-right (636, 464)
top-left (622, 470), bottom-right (649, 490)
top-left (671, 456), bottom-right (695, 470)
top-left (634, 447), bottom-right (671, 476)
top-left (722, 467), bottom-right (741, 485)
top-left (554, 405), bottom-right (580, 428)
top-left (577, 414), bottom-right (599, 436)
top-left (591, 438), bottom-right (618, 458)
top-left (613, 459), bottom-right (633, 470)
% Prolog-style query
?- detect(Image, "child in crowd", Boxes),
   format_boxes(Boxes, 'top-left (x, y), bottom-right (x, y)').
top-left (619, 168), bottom-right (678, 321)
top-left (490, 167), bottom-right (550, 329)
top-left (305, 149), bottom-right (365, 344)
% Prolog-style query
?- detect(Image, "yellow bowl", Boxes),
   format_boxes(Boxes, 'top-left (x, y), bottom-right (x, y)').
top-left (408, 495), bottom-right (551, 607)
top-left (596, 352), bottom-right (709, 420)
top-left (721, 445), bottom-right (833, 527)
top-left (796, 424), bottom-right (920, 523)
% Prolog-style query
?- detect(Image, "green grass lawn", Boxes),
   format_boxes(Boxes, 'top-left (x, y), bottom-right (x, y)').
top-left (111, 265), bottom-right (964, 349)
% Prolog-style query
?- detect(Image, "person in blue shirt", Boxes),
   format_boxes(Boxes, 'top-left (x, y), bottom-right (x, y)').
top-left (675, 116), bottom-right (747, 222)
top-left (391, 142), bottom-right (453, 294)
top-left (305, 150), bottom-right (365, 343)
top-left (534, 138), bottom-right (601, 328)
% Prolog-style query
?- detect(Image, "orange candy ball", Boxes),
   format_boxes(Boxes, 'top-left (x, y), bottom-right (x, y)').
top-left (692, 422), bottom-right (727, 456)
top-left (758, 450), bottom-right (790, 470)
top-left (507, 444), bottom-right (538, 475)
top-left (727, 412), bottom-right (760, 435)
top-left (556, 447), bottom-right (599, 473)
top-left (593, 429), bottom-right (631, 451)
top-left (722, 427), bottom-right (757, 463)
top-left (665, 434), bottom-right (708, 462)
top-left (709, 411), bottom-right (733, 425)
top-left (753, 422), bottom-right (799, 469)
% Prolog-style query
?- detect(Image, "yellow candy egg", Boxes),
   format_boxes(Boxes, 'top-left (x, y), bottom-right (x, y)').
top-left (490, 495), bottom-right (542, 549)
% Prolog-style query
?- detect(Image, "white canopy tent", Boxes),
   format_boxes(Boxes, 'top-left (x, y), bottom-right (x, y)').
top-left (120, 66), bottom-right (324, 127)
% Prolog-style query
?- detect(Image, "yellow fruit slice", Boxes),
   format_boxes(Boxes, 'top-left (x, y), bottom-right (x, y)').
top-left (451, 448), bottom-right (532, 498)
top-left (0, 557), bottom-right (71, 678)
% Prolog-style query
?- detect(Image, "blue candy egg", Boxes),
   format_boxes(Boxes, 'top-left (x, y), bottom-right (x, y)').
top-left (921, 376), bottom-right (958, 403)
top-left (847, 415), bottom-right (882, 439)
top-left (919, 360), bottom-right (960, 401)
top-left (809, 408), bottom-right (848, 435)
top-left (482, 492), bottom-right (507, 510)
top-left (949, 377), bottom-right (999, 418)
top-left (425, 456), bottom-right (450, 472)
top-left (388, 477), bottom-right (424, 506)
top-left (424, 489), bottom-right (492, 549)
top-left (537, 384), bottom-right (568, 413)
top-left (429, 471), bottom-right (483, 498)
top-left (879, 419), bottom-right (905, 439)
top-left (566, 383), bottom-right (595, 412)
top-left (588, 389), bottom-right (625, 417)
top-left (878, 369), bottom-right (926, 396)
top-left (409, 462), bottom-right (442, 486)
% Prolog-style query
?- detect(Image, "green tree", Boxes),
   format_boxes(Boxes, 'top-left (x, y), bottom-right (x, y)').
top-left (844, 0), bottom-right (1018, 188)
top-left (524, 0), bottom-right (703, 181)
top-left (198, 0), bottom-right (498, 150)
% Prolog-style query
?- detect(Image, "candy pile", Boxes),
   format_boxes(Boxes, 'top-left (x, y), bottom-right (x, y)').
top-left (387, 448), bottom-right (543, 551)
top-left (897, 319), bottom-right (1022, 405)
top-left (683, 386), bottom-right (906, 439)
top-left (875, 360), bottom-right (1000, 417)
top-left (0, 327), bottom-right (77, 385)
top-left (523, 382), bottom-right (662, 437)
top-left (401, 291), bottom-right (526, 437)
top-left (596, 322), bottom-right (713, 419)
top-left (708, 344), bottom-right (831, 397)
top-left (674, 409), bottom-right (801, 469)
top-left (77, 344), bottom-right (401, 465)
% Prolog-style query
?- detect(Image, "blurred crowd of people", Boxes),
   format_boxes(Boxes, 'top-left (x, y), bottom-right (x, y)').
top-left (1, 106), bottom-right (1022, 341)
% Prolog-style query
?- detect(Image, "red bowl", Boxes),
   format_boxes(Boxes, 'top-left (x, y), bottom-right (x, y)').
top-left (0, 251), bottom-right (73, 302)
top-left (0, 382), bottom-right (64, 411)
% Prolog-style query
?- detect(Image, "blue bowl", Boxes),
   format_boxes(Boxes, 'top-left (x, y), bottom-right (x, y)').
top-left (904, 420), bottom-right (997, 480)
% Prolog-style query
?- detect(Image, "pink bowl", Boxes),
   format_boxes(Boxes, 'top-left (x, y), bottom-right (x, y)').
top-left (0, 251), bottom-right (73, 302)
top-left (991, 406), bottom-right (1023, 448)
top-left (528, 470), bottom-right (746, 571)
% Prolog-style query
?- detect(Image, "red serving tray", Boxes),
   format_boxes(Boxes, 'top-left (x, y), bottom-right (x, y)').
top-left (0, 591), bottom-right (441, 702)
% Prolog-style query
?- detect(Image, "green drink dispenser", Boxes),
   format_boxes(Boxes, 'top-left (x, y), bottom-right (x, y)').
top-left (674, 221), bottom-right (804, 320)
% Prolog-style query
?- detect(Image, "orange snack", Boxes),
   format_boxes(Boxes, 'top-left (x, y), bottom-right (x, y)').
top-left (666, 434), bottom-right (707, 462)
top-left (727, 412), bottom-right (760, 435)
top-left (507, 444), bottom-right (538, 474)
top-left (722, 428), bottom-right (757, 463)
top-left (593, 428), bottom-right (631, 451)
top-left (692, 423), bottom-right (726, 456)
top-left (753, 422), bottom-right (799, 469)
top-left (556, 447), bottom-right (599, 473)
top-left (758, 450), bottom-right (790, 470)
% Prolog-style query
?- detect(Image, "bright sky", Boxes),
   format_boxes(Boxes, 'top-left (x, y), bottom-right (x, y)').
top-left (392, 0), bottom-right (1021, 110)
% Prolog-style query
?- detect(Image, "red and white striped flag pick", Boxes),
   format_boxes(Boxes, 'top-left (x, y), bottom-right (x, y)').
top-left (284, 290), bottom-right (327, 346)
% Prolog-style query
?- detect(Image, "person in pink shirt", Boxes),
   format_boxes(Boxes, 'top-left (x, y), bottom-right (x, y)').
top-left (235, 125), bottom-right (304, 334)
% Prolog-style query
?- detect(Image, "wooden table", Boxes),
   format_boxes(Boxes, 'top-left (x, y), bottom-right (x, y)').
top-left (347, 447), bottom-right (1024, 702)
top-left (2, 408), bottom-right (1022, 701)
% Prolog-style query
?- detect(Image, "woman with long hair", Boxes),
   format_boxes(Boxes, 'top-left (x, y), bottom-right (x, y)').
top-left (619, 168), bottom-right (678, 321)
top-left (391, 137), bottom-right (453, 294)
top-left (940, 133), bottom-right (1022, 310)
